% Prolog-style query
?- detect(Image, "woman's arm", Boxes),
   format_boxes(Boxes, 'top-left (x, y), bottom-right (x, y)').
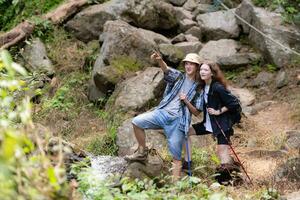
top-left (179, 93), bottom-right (201, 116)
top-left (207, 106), bottom-right (228, 116)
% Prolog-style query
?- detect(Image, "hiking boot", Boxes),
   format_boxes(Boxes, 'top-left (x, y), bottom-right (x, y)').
top-left (215, 163), bottom-right (242, 186)
top-left (124, 146), bottom-right (148, 162)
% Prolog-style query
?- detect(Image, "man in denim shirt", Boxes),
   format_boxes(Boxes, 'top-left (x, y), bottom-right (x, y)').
top-left (125, 52), bottom-right (203, 180)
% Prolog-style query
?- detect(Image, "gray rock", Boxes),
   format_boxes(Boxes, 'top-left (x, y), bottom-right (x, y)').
top-left (65, 0), bottom-right (127, 42)
top-left (275, 157), bottom-right (300, 182)
top-left (117, 118), bottom-right (167, 156)
top-left (185, 26), bottom-right (202, 40)
top-left (87, 80), bottom-right (106, 102)
top-left (183, 0), bottom-right (199, 11)
top-left (124, 149), bottom-right (164, 179)
top-left (159, 44), bottom-right (185, 64)
top-left (196, 9), bottom-right (240, 41)
top-left (198, 39), bottom-right (240, 62)
top-left (167, 0), bottom-right (187, 6)
top-left (179, 19), bottom-right (198, 32)
top-left (217, 52), bottom-right (262, 70)
top-left (22, 38), bottom-right (54, 75)
top-left (275, 71), bottom-right (288, 89)
top-left (243, 101), bottom-right (274, 116)
top-left (284, 130), bottom-right (300, 151)
top-left (92, 20), bottom-right (170, 94)
top-left (193, 4), bottom-right (214, 16)
top-left (174, 41), bottom-right (203, 55)
top-left (125, 0), bottom-right (179, 31)
top-left (249, 71), bottom-right (274, 87)
top-left (108, 67), bottom-right (165, 112)
top-left (66, 0), bottom-right (179, 42)
top-left (236, 0), bottom-right (300, 68)
top-left (246, 150), bottom-right (287, 158)
top-left (185, 34), bottom-right (199, 42)
top-left (174, 6), bottom-right (194, 20)
top-left (171, 33), bottom-right (187, 44)
top-left (242, 106), bottom-right (257, 115)
top-left (229, 86), bottom-right (255, 107)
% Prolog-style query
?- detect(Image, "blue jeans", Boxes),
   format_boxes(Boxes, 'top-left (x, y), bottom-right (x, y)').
top-left (132, 109), bottom-right (185, 160)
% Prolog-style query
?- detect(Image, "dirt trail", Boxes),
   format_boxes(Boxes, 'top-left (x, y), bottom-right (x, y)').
top-left (233, 102), bottom-right (297, 183)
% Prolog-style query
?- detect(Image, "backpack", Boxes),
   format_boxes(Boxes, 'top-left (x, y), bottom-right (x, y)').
top-left (227, 92), bottom-right (242, 126)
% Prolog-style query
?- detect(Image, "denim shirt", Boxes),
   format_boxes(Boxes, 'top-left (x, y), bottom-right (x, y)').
top-left (157, 68), bottom-right (203, 136)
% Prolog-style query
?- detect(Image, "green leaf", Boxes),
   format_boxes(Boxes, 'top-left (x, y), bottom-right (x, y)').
top-left (0, 50), bottom-right (14, 76)
top-left (47, 167), bottom-right (60, 191)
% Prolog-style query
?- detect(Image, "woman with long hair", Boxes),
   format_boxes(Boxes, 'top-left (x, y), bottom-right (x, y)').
top-left (183, 61), bottom-right (240, 179)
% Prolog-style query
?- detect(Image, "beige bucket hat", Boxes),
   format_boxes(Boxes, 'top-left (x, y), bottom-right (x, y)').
top-left (182, 53), bottom-right (201, 65)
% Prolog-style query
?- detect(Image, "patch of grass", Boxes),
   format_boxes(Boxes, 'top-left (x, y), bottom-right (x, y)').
top-left (45, 27), bottom-right (99, 73)
top-left (77, 171), bottom-right (229, 200)
top-left (110, 55), bottom-right (143, 76)
top-left (192, 148), bottom-right (220, 179)
top-left (42, 72), bottom-right (89, 113)
top-left (266, 64), bottom-right (278, 72)
top-left (225, 70), bottom-right (240, 81)
top-left (0, 0), bottom-right (65, 31)
top-left (86, 109), bottom-right (126, 156)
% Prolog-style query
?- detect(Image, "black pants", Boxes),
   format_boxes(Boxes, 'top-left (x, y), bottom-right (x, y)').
top-left (192, 122), bottom-right (232, 145)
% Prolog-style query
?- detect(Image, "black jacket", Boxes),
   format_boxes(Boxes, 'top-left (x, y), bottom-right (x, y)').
top-left (202, 81), bottom-right (238, 136)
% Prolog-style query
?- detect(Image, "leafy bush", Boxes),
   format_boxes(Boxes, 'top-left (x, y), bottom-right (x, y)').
top-left (76, 168), bottom-right (229, 200)
top-left (0, 50), bottom-right (69, 199)
top-left (0, 0), bottom-right (64, 31)
top-left (252, 0), bottom-right (300, 24)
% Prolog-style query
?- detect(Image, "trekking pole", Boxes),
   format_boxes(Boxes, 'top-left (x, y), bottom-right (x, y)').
top-left (213, 116), bottom-right (253, 185)
top-left (185, 137), bottom-right (192, 177)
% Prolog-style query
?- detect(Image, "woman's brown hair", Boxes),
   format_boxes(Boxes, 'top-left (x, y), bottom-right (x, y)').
top-left (199, 60), bottom-right (228, 89)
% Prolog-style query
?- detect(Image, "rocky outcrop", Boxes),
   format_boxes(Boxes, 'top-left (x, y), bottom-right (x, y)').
top-left (22, 38), bottom-right (54, 75)
top-left (198, 39), bottom-right (260, 69)
top-left (91, 20), bottom-right (170, 98)
top-left (107, 67), bottom-right (165, 112)
top-left (236, 0), bottom-right (300, 68)
top-left (65, 0), bottom-right (128, 42)
top-left (66, 0), bottom-right (180, 42)
top-left (196, 9), bottom-right (240, 41)
top-left (124, 0), bottom-right (179, 31)
top-left (117, 118), bottom-right (167, 156)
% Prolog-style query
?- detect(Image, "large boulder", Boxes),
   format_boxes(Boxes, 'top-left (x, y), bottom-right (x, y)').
top-left (117, 118), bottom-right (167, 156)
top-left (123, 149), bottom-right (164, 179)
top-left (91, 20), bottom-right (170, 97)
top-left (158, 43), bottom-right (185, 65)
top-left (198, 39), bottom-right (260, 69)
top-left (235, 0), bottom-right (300, 68)
top-left (199, 39), bottom-right (240, 61)
top-left (174, 41), bottom-right (203, 55)
top-left (123, 0), bottom-right (179, 31)
top-left (22, 38), bottom-right (54, 75)
top-left (107, 67), bottom-right (165, 112)
top-left (196, 9), bottom-right (240, 41)
top-left (217, 53), bottom-right (261, 69)
top-left (229, 86), bottom-right (255, 107)
top-left (65, 0), bottom-right (128, 42)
